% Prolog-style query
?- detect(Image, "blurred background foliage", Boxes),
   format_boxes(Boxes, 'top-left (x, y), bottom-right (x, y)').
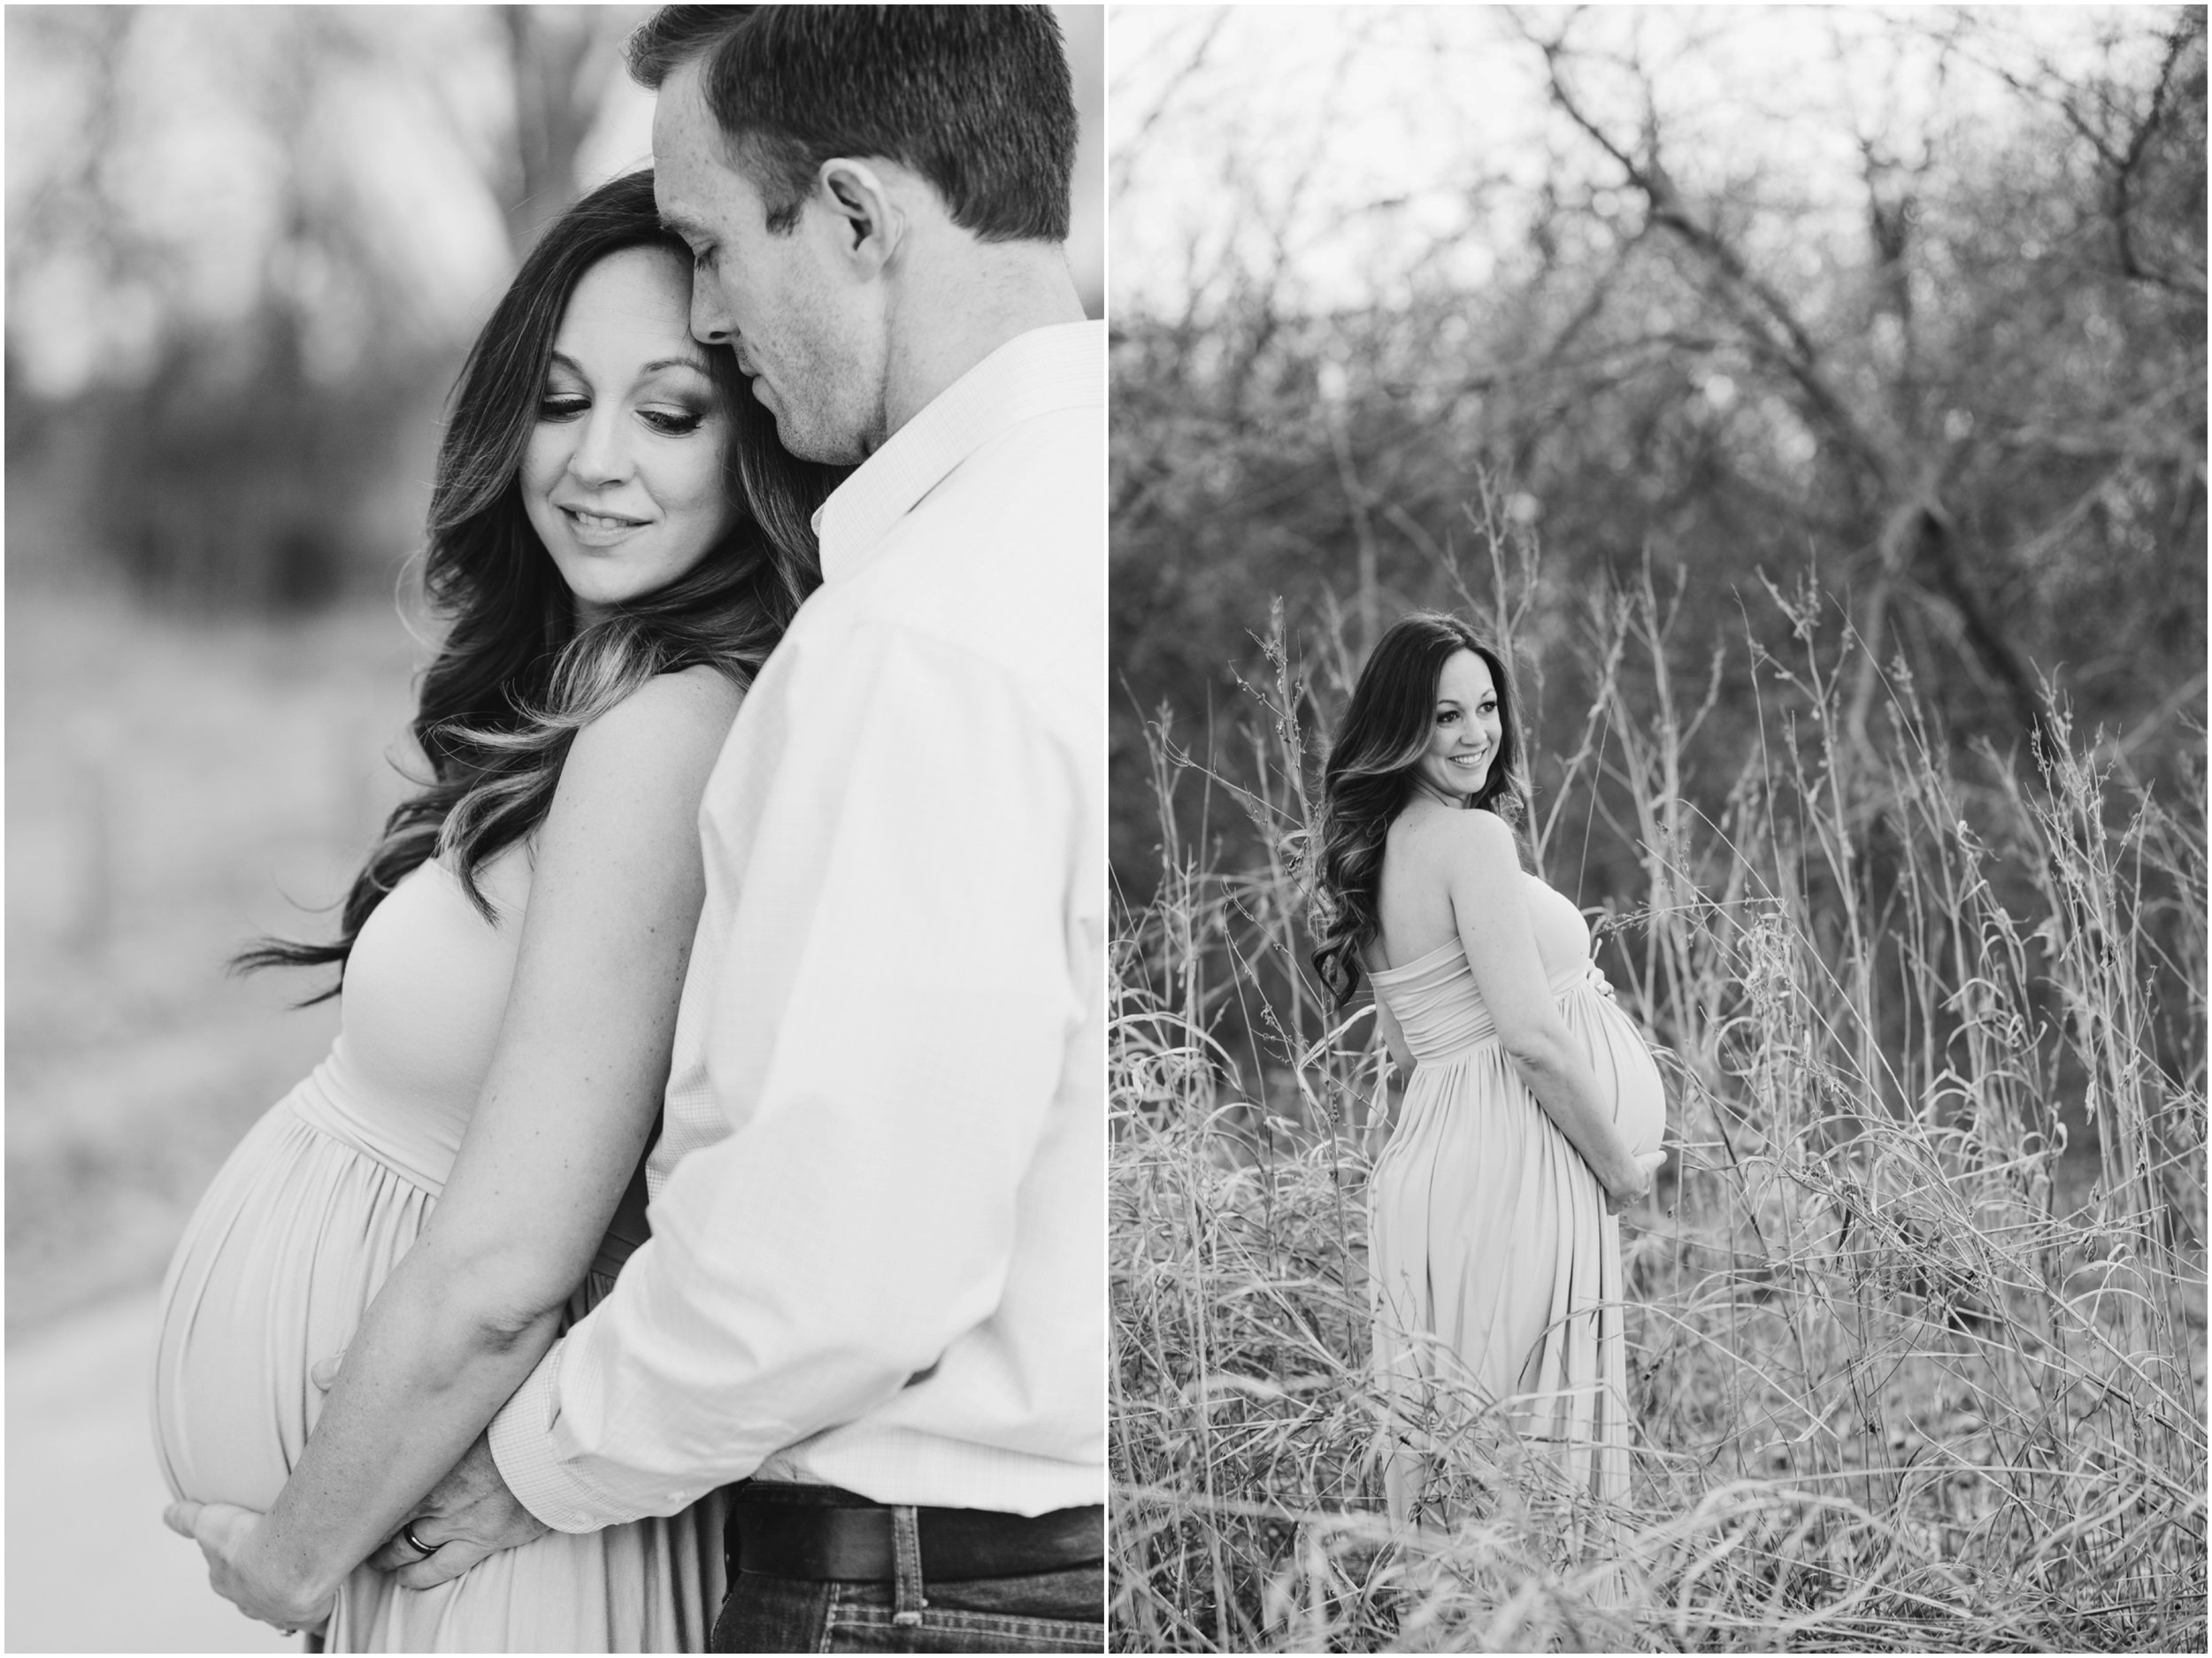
top-left (8, 4), bottom-right (607, 610)
top-left (4, 4), bottom-right (1105, 1332)
top-left (1110, 4), bottom-right (2206, 898)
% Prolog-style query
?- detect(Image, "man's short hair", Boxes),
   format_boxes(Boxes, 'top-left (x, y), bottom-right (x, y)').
top-left (628, 5), bottom-right (1077, 243)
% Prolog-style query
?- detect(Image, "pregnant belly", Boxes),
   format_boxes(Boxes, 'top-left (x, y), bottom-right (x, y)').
top-left (153, 1096), bottom-right (434, 1508)
top-left (1563, 986), bottom-right (1668, 1158)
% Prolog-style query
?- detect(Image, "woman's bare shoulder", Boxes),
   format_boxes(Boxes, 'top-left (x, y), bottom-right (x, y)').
top-left (620, 660), bottom-right (745, 726)
top-left (1423, 805), bottom-right (1522, 879)
top-left (551, 665), bottom-right (744, 824)
top-left (572, 664), bottom-right (741, 760)
top-left (1395, 802), bottom-right (1517, 863)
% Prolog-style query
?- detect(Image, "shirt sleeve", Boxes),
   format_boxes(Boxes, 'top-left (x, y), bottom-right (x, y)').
top-left (488, 621), bottom-right (1086, 1530)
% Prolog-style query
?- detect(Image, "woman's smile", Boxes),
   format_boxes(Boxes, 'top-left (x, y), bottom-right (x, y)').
top-left (557, 503), bottom-right (655, 544)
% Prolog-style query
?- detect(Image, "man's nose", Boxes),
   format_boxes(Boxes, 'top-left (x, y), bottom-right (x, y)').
top-left (690, 279), bottom-right (734, 347)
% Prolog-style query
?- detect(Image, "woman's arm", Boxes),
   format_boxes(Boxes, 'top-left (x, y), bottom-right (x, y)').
top-left (1371, 991), bottom-right (1416, 1078)
top-left (231, 666), bottom-right (743, 1619)
top-left (1440, 811), bottom-right (1651, 1206)
top-left (1365, 994), bottom-right (1415, 1152)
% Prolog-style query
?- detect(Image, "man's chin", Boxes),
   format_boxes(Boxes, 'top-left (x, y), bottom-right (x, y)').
top-left (770, 411), bottom-right (870, 468)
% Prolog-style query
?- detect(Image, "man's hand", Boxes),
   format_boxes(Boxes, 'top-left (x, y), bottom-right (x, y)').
top-left (305, 1350), bottom-right (549, 1590)
top-left (366, 1432), bottom-right (551, 1590)
top-left (162, 1501), bottom-right (334, 1636)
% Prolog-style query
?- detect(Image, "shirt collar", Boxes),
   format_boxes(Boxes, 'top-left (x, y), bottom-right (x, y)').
top-left (810, 319), bottom-right (1104, 582)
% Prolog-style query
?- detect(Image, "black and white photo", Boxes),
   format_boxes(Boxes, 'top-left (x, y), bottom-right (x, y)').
top-left (8, 7), bottom-right (1106, 1653)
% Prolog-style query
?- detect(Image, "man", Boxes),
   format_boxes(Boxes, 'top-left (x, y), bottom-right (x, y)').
top-left (173, 7), bottom-right (1104, 1650)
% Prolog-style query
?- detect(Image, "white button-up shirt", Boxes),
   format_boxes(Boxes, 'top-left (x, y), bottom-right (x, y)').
top-left (488, 320), bottom-right (1105, 1524)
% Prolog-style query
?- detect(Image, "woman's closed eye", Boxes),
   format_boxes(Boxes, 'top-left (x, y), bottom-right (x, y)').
top-left (639, 405), bottom-right (708, 436)
top-left (536, 394), bottom-right (707, 437)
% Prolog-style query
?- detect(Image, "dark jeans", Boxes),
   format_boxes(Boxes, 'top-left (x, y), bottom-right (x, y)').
top-left (710, 1485), bottom-right (1104, 1654)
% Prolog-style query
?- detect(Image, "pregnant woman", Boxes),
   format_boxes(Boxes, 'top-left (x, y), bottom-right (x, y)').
top-left (1310, 611), bottom-right (1668, 1529)
top-left (153, 169), bottom-right (835, 1647)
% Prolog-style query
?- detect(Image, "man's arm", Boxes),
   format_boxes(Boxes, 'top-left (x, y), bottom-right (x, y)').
top-left (479, 624), bottom-right (1088, 1532)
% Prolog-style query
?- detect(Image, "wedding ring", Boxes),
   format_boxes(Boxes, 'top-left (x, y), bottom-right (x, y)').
top-left (400, 1521), bottom-right (437, 1559)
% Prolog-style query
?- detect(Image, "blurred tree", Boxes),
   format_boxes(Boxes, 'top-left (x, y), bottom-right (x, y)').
top-left (1110, 6), bottom-right (2205, 894)
top-left (5, 4), bottom-right (641, 611)
top-left (501, 6), bottom-right (633, 257)
top-left (1517, 5), bottom-right (2205, 756)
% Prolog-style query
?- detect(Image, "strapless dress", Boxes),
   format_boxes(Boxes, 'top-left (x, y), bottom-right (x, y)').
top-left (152, 847), bottom-right (722, 1650)
top-left (1367, 872), bottom-right (1665, 1523)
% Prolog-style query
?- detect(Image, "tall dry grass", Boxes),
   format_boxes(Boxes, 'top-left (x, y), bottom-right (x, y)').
top-left (1110, 510), bottom-right (2207, 1651)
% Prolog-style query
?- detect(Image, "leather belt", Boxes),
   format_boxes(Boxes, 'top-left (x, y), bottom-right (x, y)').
top-left (726, 1488), bottom-right (1103, 1583)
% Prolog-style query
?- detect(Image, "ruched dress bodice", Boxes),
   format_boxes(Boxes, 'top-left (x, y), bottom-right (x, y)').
top-left (294, 856), bottom-right (519, 1191)
top-left (1371, 940), bottom-right (1601, 1066)
top-left (280, 854), bottom-right (642, 1270)
top-left (152, 848), bottom-right (708, 1651)
top-left (1364, 871), bottom-right (1666, 1527)
top-left (1371, 874), bottom-right (1663, 1150)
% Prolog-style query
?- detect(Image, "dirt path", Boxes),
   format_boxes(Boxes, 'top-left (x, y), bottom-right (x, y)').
top-left (6, 1289), bottom-right (295, 1654)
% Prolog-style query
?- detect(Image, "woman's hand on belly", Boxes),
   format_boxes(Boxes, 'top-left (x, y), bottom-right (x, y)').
top-left (165, 1500), bottom-right (336, 1637)
top-left (1603, 1149), bottom-right (1668, 1217)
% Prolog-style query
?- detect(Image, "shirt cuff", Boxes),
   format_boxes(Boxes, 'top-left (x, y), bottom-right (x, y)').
top-left (486, 1339), bottom-right (610, 1535)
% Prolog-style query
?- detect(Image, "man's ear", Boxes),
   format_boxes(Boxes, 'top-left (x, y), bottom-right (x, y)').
top-left (815, 157), bottom-right (901, 275)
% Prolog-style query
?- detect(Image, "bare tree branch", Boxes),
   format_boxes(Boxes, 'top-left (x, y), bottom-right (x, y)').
top-left (1519, 18), bottom-right (1899, 494)
top-left (1109, 6), bottom-right (1230, 205)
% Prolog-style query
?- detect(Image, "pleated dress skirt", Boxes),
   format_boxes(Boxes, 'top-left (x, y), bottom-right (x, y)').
top-left (152, 852), bottom-right (724, 1652)
top-left (1368, 939), bottom-right (1666, 1528)
top-left (152, 1078), bottom-right (725, 1651)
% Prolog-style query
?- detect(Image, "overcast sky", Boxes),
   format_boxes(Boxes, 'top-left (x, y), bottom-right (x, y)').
top-left (1108, 4), bottom-right (2161, 319)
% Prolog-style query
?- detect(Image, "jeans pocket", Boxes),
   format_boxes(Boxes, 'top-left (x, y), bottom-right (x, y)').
top-left (824, 1603), bottom-right (1103, 1653)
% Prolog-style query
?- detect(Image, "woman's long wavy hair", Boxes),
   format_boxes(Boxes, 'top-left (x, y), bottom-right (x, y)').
top-left (1308, 611), bottom-right (1530, 1008)
top-left (241, 168), bottom-right (843, 999)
